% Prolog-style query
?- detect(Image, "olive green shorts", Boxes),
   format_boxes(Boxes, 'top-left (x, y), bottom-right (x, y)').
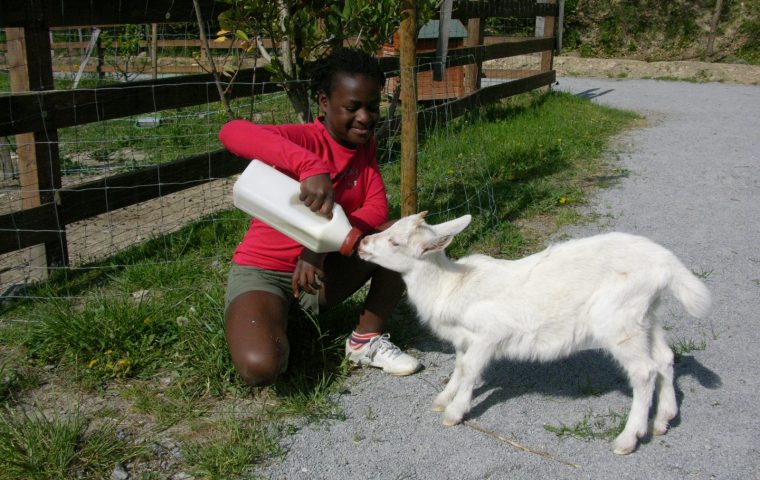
top-left (224, 263), bottom-right (320, 314)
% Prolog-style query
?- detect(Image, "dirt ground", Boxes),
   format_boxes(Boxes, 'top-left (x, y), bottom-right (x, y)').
top-left (554, 54), bottom-right (760, 84)
top-left (487, 54), bottom-right (760, 85)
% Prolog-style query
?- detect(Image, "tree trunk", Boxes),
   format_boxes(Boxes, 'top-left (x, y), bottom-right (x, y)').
top-left (276, 0), bottom-right (310, 123)
top-left (707, 0), bottom-right (724, 58)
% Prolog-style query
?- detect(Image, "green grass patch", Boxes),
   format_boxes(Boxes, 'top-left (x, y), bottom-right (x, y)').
top-left (0, 352), bottom-right (43, 404)
top-left (0, 407), bottom-right (144, 480)
top-left (544, 408), bottom-right (627, 441)
top-left (182, 416), bottom-right (282, 480)
top-left (671, 335), bottom-right (707, 363)
top-left (382, 91), bottom-right (640, 258)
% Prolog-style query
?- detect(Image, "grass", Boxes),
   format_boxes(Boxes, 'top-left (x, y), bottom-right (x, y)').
top-left (182, 416), bottom-right (283, 480)
top-left (381, 91), bottom-right (640, 258)
top-left (0, 407), bottom-right (144, 480)
top-left (671, 335), bottom-right (708, 363)
top-left (543, 408), bottom-right (627, 442)
top-left (0, 90), bottom-right (641, 477)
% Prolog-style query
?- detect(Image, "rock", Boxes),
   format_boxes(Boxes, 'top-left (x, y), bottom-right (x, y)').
top-left (111, 463), bottom-right (129, 480)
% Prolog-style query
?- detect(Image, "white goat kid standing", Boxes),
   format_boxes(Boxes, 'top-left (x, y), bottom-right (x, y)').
top-left (357, 212), bottom-right (712, 455)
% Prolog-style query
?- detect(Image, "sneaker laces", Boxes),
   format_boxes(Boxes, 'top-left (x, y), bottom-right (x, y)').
top-left (364, 334), bottom-right (402, 360)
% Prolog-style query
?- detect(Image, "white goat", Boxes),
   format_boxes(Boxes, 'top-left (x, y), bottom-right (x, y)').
top-left (357, 212), bottom-right (712, 455)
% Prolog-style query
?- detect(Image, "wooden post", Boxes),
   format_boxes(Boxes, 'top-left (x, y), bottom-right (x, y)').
top-left (464, 17), bottom-right (484, 95)
top-left (0, 137), bottom-right (13, 180)
top-left (539, 0), bottom-right (557, 73)
top-left (433, 0), bottom-right (453, 82)
top-left (96, 30), bottom-right (104, 81)
top-left (151, 23), bottom-right (159, 80)
top-left (399, 0), bottom-right (418, 216)
top-left (5, 2), bottom-right (68, 281)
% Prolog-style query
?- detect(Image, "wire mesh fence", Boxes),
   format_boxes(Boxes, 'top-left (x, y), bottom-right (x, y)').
top-left (0, 11), bottom-right (556, 304)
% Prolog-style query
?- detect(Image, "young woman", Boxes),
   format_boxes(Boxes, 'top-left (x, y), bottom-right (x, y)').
top-left (219, 48), bottom-right (421, 386)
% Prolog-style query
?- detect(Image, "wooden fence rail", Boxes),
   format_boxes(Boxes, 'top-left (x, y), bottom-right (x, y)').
top-left (0, 0), bottom-right (559, 278)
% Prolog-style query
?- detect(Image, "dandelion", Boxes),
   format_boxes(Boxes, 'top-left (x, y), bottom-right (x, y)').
top-left (87, 359), bottom-right (98, 369)
top-left (559, 197), bottom-right (568, 204)
top-left (105, 349), bottom-right (113, 356)
top-left (106, 362), bottom-right (114, 370)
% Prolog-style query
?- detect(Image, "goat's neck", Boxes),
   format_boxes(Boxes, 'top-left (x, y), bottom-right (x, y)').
top-left (403, 252), bottom-right (464, 320)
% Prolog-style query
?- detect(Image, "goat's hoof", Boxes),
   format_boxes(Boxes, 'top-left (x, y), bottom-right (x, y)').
top-left (613, 446), bottom-right (634, 455)
top-left (652, 419), bottom-right (669, 436)
top-left (441, 411), bottom-right (463, 426)
top-left (431, 403), bottom-right (445, 412)
top-left (441, 416), bottom-right (460, 427)
top-left (612, 437), bottom-right (637, 455)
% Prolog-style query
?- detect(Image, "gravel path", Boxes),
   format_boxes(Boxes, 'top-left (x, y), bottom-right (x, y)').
top-left (260, 77), bottom-right (760, 479)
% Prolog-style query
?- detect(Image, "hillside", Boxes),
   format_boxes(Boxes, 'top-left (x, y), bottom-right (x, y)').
top-left (561, 0), bottom-right (760, 64)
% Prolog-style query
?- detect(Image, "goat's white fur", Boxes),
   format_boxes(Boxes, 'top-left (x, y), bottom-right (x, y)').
top-left (358, 213), bottom-right (712, 455)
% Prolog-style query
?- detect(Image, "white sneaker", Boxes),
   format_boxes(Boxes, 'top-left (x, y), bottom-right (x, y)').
top-left (345, 334), bottom-right (421, 376)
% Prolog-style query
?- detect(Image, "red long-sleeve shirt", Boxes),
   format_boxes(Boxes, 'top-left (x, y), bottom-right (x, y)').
top-left (219, 118), bottom-right (390, 272)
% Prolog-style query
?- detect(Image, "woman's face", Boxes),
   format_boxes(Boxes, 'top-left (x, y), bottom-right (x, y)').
top-left (319, 72), bottom-right (382, 149)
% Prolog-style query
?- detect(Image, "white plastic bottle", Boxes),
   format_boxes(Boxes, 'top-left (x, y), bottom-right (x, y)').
top-left (233, 160), bottom-right (363, 255)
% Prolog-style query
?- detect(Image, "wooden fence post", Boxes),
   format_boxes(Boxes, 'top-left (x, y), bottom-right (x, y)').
top-left (400, 0), bottom-right (418, 216)
top-left (5, 2), bottom-right (68, 283)
top-left (151, 23), bottom-right (159, 80)
top-left (538, 0), bottom-right (557, 73)
top-left (0, 137), bottom-right (12, 179)
top-left (464, 17), bottom-right (484, 95)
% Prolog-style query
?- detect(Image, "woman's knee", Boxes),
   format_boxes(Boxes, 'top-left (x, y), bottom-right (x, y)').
top-left (235, 348), bottom-right (287, 387)
top-left (224, 290), bottom-right (290, 386)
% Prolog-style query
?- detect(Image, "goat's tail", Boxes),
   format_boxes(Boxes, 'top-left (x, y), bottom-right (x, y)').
top-left (667, 257), bottom-right (713, 319)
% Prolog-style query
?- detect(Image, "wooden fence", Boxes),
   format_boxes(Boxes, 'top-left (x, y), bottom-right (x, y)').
top-left (0, 0), bottom-right (559, 288)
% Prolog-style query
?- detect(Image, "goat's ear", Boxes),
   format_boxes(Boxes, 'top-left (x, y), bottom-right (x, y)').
top-left (432, 215), bottom-right (472, 237)
top-left (418, 235), bottom-right (455, 256)
top-left (417, 215), bottom-right (471, 257)
top-left (412, 211), bottom-right (429, 226)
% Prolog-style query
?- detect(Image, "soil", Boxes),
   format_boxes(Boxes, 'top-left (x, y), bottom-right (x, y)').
top-left (486, 54), bottom-right (760, 85)
top-left (554, 54), bottom-right (760, 85)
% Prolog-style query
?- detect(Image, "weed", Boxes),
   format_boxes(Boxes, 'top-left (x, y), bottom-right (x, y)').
top-left (543, 408), bottom-right (627, 441)
top-left (0, 407), bottom-right (143, 480)
top-left (671, 336), bottom-right (707, 363)
top-left (692, 268), bottom-right (713, 280)
top-left (0, 354), bottom-right (42, 403)
top-left (182, 416), bottom-right (281, 479)
top-left (577, 375), bottom-right (603, 397)
top-left (124, 382), bottom-right (207, 430)
top-left (21, 293), bottom-right (182, 382)
top-left (271, 372), bottom-right (345, 422)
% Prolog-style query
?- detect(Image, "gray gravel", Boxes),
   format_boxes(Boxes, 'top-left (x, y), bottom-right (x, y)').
top-left (260, 77), bottom-right (760, 479)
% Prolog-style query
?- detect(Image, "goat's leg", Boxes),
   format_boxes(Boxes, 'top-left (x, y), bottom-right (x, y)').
top-left (432, 352), bottom-right (464, 412)
top-left (442, 345), bottom-right (491, 426)
top-left (651, 324), bottom-right (677, 435)
top-left (609, 335), bottom-right (658, 455)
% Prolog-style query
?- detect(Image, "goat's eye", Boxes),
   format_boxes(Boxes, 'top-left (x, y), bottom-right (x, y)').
top-left (389, 238), bottom-right (399, 247)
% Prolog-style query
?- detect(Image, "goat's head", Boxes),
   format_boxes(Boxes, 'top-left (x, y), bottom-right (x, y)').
top-left (357, 212), bottom-right (472, 273)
